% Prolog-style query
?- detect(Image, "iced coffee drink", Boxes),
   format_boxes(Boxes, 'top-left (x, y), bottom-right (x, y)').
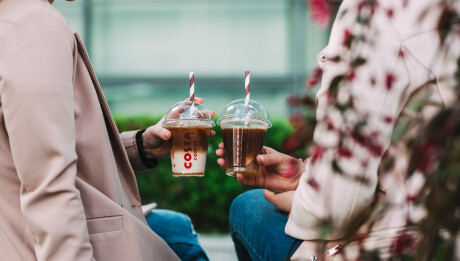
top-left (221, 127), bottom-right (266, 177)
top-left (218, 99), bottom-right (271, 177)
top-left (167, 126), bottom-right (210, 176)
top-left (163, 101), bottom-right (214, 177)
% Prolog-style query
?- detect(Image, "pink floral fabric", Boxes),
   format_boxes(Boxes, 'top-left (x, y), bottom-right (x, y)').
top-left (287, 0), bottom-right (460, 259)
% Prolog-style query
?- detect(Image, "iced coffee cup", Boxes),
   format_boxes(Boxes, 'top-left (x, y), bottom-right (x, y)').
top-left (217, 99), bottom-right (272, 177)
top-left (163, 101), bottom-right (215, 177)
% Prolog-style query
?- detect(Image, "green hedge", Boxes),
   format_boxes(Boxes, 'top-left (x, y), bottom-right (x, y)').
top-left (115, 115), bottom-right (292, 233)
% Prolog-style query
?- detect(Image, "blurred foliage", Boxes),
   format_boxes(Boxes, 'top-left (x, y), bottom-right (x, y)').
top-left (115, 115), bottom-right (293, 233)
top-left (410, 104), bottom-right (460, 261)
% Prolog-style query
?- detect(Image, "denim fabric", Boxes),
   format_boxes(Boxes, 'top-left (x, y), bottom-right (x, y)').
top-left (146, 209), bottom-right (209, 261)
top-left (230, 189), bottom-right (302, 261)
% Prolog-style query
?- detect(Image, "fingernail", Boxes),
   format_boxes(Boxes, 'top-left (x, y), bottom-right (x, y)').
top-left (257, 155), bottom-right (264, 163)
top-left (164, 131), bottom-right (170, 139)
top-left (284, 158), bottom-right (298, 178)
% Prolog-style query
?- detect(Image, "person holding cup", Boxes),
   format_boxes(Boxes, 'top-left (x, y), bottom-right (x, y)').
top-left (0, 0), bottom-right (210, 260)
top-left (217, 0), bottom-right (460, 259)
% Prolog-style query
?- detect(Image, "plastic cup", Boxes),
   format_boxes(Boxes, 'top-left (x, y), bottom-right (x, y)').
top-left (163, 101), bottom-right (215, 177)
top-left (217, 99), bottom-right (272, 177)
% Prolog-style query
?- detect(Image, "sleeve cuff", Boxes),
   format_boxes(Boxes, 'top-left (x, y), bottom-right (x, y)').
top-left (120, 130), bottom-right (158, 172)
top-left (135, 130), bottom-right (159, 169)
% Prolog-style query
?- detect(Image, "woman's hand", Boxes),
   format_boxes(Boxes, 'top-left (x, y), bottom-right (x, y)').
top-left (216, 145), bottom-right (306, 193)
top-left (142, 97), bottom-right (216, 159)
top-left (264, 190), bottom-right (295, 213)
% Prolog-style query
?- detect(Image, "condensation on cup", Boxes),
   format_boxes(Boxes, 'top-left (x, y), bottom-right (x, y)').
top-left (163, 101), bottom-right (215, 177)
top-left (217, 99), bottom-right (272, 177)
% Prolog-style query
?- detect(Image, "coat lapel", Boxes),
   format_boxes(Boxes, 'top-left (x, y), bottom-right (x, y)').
top-left (74, 33), bottom-right (141, 202)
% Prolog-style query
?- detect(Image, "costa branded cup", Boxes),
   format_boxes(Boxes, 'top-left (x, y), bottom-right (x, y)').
top-left (217, 99), bottom-right (272, 177)
top-left (163, 101), bottom-right (215, 177)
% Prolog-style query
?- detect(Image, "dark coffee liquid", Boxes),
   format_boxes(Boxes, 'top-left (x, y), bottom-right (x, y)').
top-left (222, 128), bottom-right (266, 177)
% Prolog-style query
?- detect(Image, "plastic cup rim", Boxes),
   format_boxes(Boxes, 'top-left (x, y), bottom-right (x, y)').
top-left (217, 117), bottom-right (271, 128)
top-left (163, 118), bottom-right (215, 127)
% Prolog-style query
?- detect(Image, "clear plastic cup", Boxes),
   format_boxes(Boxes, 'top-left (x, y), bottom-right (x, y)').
top-left (217, 99), bottom-right (272, 177)
top-left (163, 101), bottom-right (215, 177)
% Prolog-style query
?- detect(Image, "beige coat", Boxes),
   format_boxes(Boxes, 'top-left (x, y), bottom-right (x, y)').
top-left (286, 0), bottom-right (460, 259)
top-left (0, 0), bottom-right (179, 260)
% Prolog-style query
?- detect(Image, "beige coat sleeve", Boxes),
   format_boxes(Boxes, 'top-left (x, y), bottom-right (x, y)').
top-left (120, 130), bottom-right (156, 172)
top-left (0, 10), bottom-right (94, 261)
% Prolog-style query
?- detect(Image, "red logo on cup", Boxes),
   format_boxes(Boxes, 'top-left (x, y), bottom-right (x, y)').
top-left (184, 153), bottom-right (192, 169)
top-left (183, 131), bottom-right (194, 169)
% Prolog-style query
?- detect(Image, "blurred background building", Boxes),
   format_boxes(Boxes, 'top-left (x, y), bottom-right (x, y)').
top-left (54, 0), bottom-right (329, 120)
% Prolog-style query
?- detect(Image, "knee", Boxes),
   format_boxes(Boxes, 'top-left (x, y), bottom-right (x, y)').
top-left (229, 189), bottom-right (264, 231)
top-left (158, 209), bottom-right (191, 224)
top-left (147, 209), bottom-right (196, 237)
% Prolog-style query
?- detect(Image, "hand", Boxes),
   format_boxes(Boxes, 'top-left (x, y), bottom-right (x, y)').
top-left (142, 97), bottom-right (216, 159)
top-left (216, 145), bottom-right (305, 193)
top-left (264, 190), bottom-right (295, 213)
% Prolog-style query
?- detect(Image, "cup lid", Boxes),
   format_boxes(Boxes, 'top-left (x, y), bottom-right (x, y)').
top-left (163, 101), bottom-right (215, 127)
top-left (217, 99), bottom-right (272, 128)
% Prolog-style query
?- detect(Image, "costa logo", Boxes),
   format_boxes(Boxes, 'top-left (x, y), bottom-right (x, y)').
top-left (184, 153), bottom-right (192, 169)
top-left (183, 131), bottom-right (196, 169)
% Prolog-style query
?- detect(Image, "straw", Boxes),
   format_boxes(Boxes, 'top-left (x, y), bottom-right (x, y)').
top-left (189, 72), bottom-right (195, 102)
top-left (245, 71), bottom-right (250, 115)
top-left (244, 71), bottom-right (250, 127)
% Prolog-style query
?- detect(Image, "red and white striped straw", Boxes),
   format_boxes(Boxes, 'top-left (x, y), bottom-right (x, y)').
top-left (245, 71), bottom-right (250, 115)
top-left (189, 72), bottom-right (195, 102)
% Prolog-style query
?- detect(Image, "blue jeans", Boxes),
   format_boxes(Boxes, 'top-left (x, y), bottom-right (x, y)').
top-left (146, 209), bottom-right (209, 261)
top-left (230, 189), bottom-right (302, 261)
